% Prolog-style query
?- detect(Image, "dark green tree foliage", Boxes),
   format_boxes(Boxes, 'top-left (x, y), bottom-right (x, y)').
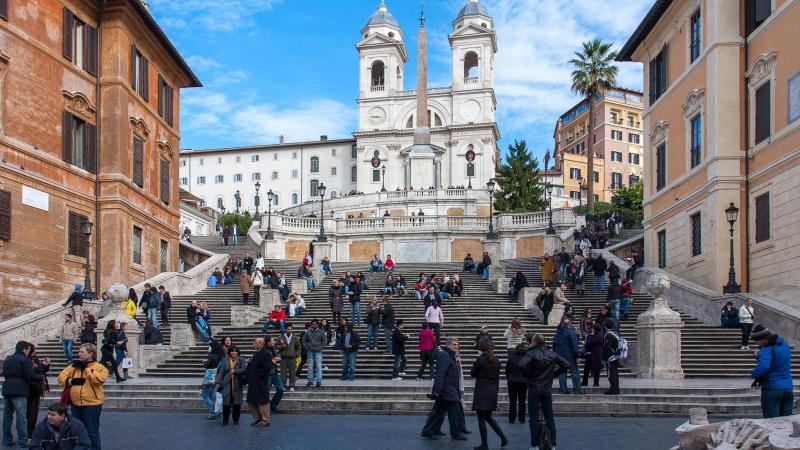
top-left (493, 140), bottom-right (547, 213)
top-left (219, 213), bottom-right (253, 236)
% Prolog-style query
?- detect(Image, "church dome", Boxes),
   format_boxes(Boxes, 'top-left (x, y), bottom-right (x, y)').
top-left (365, 1), bottom-right (399, 29)
top-left (456, 0), bottom-right (490, 19)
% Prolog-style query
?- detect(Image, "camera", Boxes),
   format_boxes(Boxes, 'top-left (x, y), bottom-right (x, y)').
top-left (71, 378), bottom-right (86, 386)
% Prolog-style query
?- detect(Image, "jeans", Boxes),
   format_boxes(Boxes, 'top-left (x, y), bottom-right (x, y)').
top-left (196, 323), bottom-right (210, 342)
top-left (508, 382), bottom-right (528, 422)
top-left (71, 404), bottom-right (102, 450)
top-left (558, 358), bottom-right (582, 394)
top-left (341, 351), bottom-right (357, 380)
top-left (302, 276), bottom-right (315, 290)
top-left (2, 396), bottom-right (27, 446)
top-left (393, 354), bottom-right (407, 378)
top-left (463, 263), bottom-right (475, 272)
top-left (607, 360), bottom-right (620, 393)
top-left (349, 302), bottom-right (361, 325)
top-left (366, 324), bottom-right (379, 349)
top-left (482, 267), bottom-right (489, 280)
top-left (231, 233), bottom-right (238, 246)
top-left (621, 297), bottom-right (631, 318)
top-left (263, 320), bottom-right (285, 333)
top-left (115, 347), bottom-right (125, 372)
top-left (559, 263), bottom-right (567, 281)
top-left (370, 264), bottom-right (380, 272)
top-left (383, 326), bottom-right (393, 353)
top-left (594, 274), bottom-right (606, 292)
top-left (626, 264), bottom-right (640, 281)
top-left (201, 384), bottom-right (216, 415)
top-left (147, 308), bottom-right (159, 328)
top-left (508, 287), bottom-right (518, 301)
top-left (63, 339), bottom-right (74, 363)
top-left (321, 263), bottom-right (332, 274)
top-left (429, 323), bottom-right (441, 346)
top-left (528, 388), bottom-right (556, 447)
top-left (609, 299), bottom-right (621, 321)
top-left (761, 388), bottom-right (794, 418)
top-left (417, 350), bottom-right (434, 379)
top-left (307, 351), bottom-right (323, 383)
top-left (268, 373), bottom-right (284, 409)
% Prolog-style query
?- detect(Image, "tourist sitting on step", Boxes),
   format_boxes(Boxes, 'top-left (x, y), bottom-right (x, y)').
top-left (272, 271), bottom-right (290, 301)
top-left (720, 302), bottom-right (740, 328)
top-left (143, 320), bottom-right (164, 345)
top-left (422, 287), bottom-right (446, 309)
top-left (302, 251), bottom-right (313, 267)
top-left (255, 252), bottom-right (265, 271)
top-left (508, 271), bottom-right (529, 302)
top-left (620, 279), bottom-right (633, 321)
top-left (369, 255), bottom-right (383, 272)
top-left (477, 251), bottom-right (492, 280)
top-left (474, 325), bottom-right (493, 350)
top-left (382, 273), bottom-right (397, 295)
top-left (503, 319), bottom-right (527, 357)
top-left (263, 305), bottom-right (287, 334)
top-left (624, 250), bottom-right (643, 281)
top-left (297, 264), bottom-right (315, 290)
top-left (286, 292), bottom-right (305, 318)
top-left (414, 277), bottom-right (428, 300)
top-left (223, 267), bottom-right (235, 285)
top-left (451, 274), bottom-right (464, 297)
top-left (396, 275), bottom-right (408, 296)
top-left (463, 253), bottom-right (476, 272)
top-left (384, 255), bottom-right (395, 272)
top-left (320, 256), bottom-right (332, 275)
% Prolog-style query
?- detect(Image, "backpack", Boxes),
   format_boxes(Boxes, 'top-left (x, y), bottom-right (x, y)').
top-left (607, 331), bottom-right (628, 362)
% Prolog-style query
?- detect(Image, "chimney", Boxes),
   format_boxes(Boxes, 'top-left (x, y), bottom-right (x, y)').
top-left (320, 135), bottom-right (328, 141)
top-left (279, 135), bottom-right (285, 144)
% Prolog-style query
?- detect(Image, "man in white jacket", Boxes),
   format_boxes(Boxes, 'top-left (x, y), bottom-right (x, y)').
top-left (738, 298), bottom-right (755, 350)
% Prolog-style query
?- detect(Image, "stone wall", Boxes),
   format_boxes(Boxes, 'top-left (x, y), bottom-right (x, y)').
top-left (515, 236), bottom-right (543, 258)
top-left (350, 240), bottom-right (380, 261)
top-left (447, 208), bottom-right (465, 216)
top-left (450, 239), bottom-right (482, 262)
top-left (285, 239), bottom-right (311, 260)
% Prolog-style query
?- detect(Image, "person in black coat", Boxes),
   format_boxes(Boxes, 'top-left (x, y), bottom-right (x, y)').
top-left (391, 320), bottom-right (409, 380)
top-left (582, 324), bottom-right (603, 387)
top-left (246, 337), bottom-right (275, 427)
top-left (26, 345), bottom-right (50, 439)
top-left (505, 342), bottom-right (529, 424)
top-left (186, 300), bottom-right (198, 326)
top-left (29, 402), bottom-right (91, 450)
top-left (62, 284), bottom-right (84, 320)
top-left (2, 341), bottom-right (43, 446)
top-left (421, 338), bottom-right (466, 440)
top-left (470, 340), bottom-right (508, 450)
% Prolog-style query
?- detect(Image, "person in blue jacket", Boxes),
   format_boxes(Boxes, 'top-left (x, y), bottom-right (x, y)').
top-left (750, 324), bottom-right (793, 418)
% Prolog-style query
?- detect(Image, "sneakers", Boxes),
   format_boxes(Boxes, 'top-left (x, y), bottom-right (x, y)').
top-left (316, 382), bottom-right (322, 388)
top-left (416, 377), bottom-right (423, 381)
top-left (392, 377), bottom-right (403, 381)
top-left (306, 381), bottom-right (313, 387)
top-left (399, 372), bottom-right (406, 376)
top-left (289, 387), bottom-right (295, 393)
top-left (741, 346), bottom-right (749, 350)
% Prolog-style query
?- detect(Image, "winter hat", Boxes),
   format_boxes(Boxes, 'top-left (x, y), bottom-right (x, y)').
top-left (74, 284), bottom-right (82, 291)
top-left (751, 324), bottom-right (770, 340)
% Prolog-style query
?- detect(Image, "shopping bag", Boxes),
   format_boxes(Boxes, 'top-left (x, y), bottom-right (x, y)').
top-left (121, 358), bottom-right (133, 369)
top-left (214, 392), bottom-right (223, 415)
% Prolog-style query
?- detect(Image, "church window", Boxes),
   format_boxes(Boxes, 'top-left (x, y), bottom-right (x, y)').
top-left (406, 116), bottom-right (414, 129)
top-left (464, 51), bottom-right (479, 80)
top-left (371, 61), bottom-right (385, 87)
top-left (291, 193), bottom-right (298, 205)
top-left (434, 112), bottom-right (443, 127)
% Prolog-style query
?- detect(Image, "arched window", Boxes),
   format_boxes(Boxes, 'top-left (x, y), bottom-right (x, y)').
top-left (216, 197), bottom-right (224, 209)
top-left (310, 156), bottom-right (319, 173)
top-left (464, 51), bottom-right (479, 80)
top-left (291, 193), bottom-right (299, 205)
top-left (434, 112), bottom-right (443, 127)
top-left (330, 191), bottom-right (337, 198)
top-left (272, 194), bottom-right (279, 206)
top-left (310, 179), bottom-right (319, 197)
top-left (371, 60), bottom-right (385, 87)
top-left (351, 165), bottom-right (358, 183)
top-left (406, 115), bottom-right (414, 129)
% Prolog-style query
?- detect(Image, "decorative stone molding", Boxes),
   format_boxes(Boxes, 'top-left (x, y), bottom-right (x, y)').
top-left (481, 137), bottom-right (492, 144)
top-left (681, 88), bottom-right (705, 118)
top-left (746, 51), bottom-right (778, 87)
top-left (671, 409), bottom-right (800, 450)
top-left (158, 140), bottom-right (174, 158)
top-left (356, 146), bottom-right (365, 151)
top-left (649, 120), bottom-right (669, 145)
top-left (386, 143), bottom-right (401, 151)
top-left (129, 117), bottom-right (150, 137)
top-left (63, 91), bottom-right (96, 122)
top-left (636, 272), bottom-right (684, 379)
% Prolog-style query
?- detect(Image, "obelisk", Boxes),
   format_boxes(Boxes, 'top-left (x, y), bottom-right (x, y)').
top-left (414, 2), bottom-right (430, 145)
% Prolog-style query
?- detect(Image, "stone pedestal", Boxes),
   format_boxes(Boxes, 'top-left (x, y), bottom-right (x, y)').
top-left (636, 273), bottom-right (684, 379)
top-left (96, 306), bottom-right (141, 377)
top-left (520, 288), bottom-right (543, 322)
top-left (231, 305), bottom-right (264, 327)
top-left (491, 277), bottom-right (509, 294)
top-left (312, 241), bottom-right (333, 263)
top-left (312, 268), bottom-right (326, 287)
top-left (260, 289), bottom-right (281, 312)
top-left (264, 239), bottom-right (283, 260)
top-left (291, 279), bottom-right (308, 295)
top-left (170, 323), bottom-right (197, 348)
top-left (549, 303), bottom-right (565, 326)
top-left (543, 234), bottom-right (562, 255)
top-left (482, 239), bottom-right (502, 267)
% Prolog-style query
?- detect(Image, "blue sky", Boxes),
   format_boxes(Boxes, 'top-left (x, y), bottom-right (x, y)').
top-left (150, 0), bottom-right (652, 163)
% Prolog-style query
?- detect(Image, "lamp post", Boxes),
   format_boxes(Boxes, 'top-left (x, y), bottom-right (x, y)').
top-left (254, 181), bottom-right (261, 221)
top-left (234, 190), bottom-right (241, 214)
top-left (80, 219), bottom-right (95, 300)
top-left (381, 165), bottom-right (387, 193)
top-left (619, 197), bottom-right (626, 228)
top-left (486, 179), bottom-right (496, 240)
top-left (317, 183), bottom-right (327, 242)
top-left (723, 202), bottom-right (741, 294)
top-left (545, 182), bottom-right (556, 234)
top-left (576, 176), bottom-right (584, 208)
top-left (266, 189), bottom-right (274, 240)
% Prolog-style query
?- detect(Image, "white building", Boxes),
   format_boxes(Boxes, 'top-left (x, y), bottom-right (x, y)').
top-left (179, 0), bottom-right (499, 214)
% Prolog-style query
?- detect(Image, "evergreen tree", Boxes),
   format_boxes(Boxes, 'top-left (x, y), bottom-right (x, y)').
top-left (493, 140), bottom-right (546, 213)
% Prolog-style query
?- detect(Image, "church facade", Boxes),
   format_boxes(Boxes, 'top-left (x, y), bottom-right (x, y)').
top-left (179, 0), bottom-right (499, 213)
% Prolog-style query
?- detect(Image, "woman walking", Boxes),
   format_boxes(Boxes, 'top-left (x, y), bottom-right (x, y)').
top-left (470, 340), bottom-right (508, 450)
top-left (250, 269), bottom-right (264, 303)
top-left (240, 270), bottom-right (252, 305)
top-left (58, 343), bottom-right (107, 450)
top-left (365, 296), bottom-right (381, 351)
top-left (26, 344), bottom-right (50, 439)
top-left (505, 342), bottom-right (528, 424)
top-left (215, 345), bottom-right (247, 425)
top-left (425, 302), bottom-right (444, 345)
top-left (115, 322), bottom-right (130, 379)
top-left (100, 321), bottom-right (125, 383)
top-left (502, 319), bottom-right (526, 357)
top-left (416, 322), bottom-right (436, 381)
top-left (582, 324), bottom-right (603, 387)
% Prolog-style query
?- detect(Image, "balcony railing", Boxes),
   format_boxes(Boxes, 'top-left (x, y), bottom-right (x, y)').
top-left (464, 77), bottom-right (479, 84)
top-left (370, 85), bottom-right (385, 92)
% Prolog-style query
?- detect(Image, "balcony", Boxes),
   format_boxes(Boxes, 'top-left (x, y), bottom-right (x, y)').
top-left (464, 77), bottom-right (479, 84)
top-left (370, 85), bottom-right (385, 92)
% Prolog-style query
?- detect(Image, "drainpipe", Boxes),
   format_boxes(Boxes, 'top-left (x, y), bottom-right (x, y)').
top-left (94, 1), bottom-right (107, 293)
top-left (743, 29), bottom-right (751, 291)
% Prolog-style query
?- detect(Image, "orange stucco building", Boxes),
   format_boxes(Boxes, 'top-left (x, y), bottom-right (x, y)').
top-left (618, 0), bottom-right (800, 292)
top-left (0, 0), bottom-right (200, 319)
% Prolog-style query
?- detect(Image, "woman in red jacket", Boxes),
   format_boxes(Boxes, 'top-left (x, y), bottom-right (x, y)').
top-left (620, 279), bottom-right (634, 321)
top-left (416, 322), bottom-right (436, 380)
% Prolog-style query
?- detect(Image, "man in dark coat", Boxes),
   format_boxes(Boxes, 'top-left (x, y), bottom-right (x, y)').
top-left (603, 319), bottom-right (621, 395)
top-left (186, 300), bottom-right (198, 326)
top-left (2, 341), bottom-right (43, 446)
top-left (591, 253), bottom-right (607, 293)
top-left (552, 318), bottom-right (582, 394)
top-left (246, 337), bottom-right (274, 427)
top-left (243, 252), bottom-right (254, 273)
top-left (62, 284), bottom-right (84, 321)
top-left (520, 334), bottom-right (570, 450)
top-left (29, 401), bottom-right (91, 450)
top-left (379, 297), bottom-right (395, 354)
top-left (420, 338), bottom-right (467, 440)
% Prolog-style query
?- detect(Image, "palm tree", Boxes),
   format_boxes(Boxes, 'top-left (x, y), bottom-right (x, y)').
top-left (569, 39), bottom-right (619, 213)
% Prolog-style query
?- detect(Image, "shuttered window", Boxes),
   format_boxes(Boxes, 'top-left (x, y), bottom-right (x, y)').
top-left (62, 112), bottom-right (96, 174)
top-left (689, 9), bottom-right (701, 63)
top-left (131, 44), bottom-right (149, 101)
top-left (656, 143), bottom-right (666, 191)
top-left (62, 8), bottom-right (97, 75)
top-left (755, 193), bottom-right (770, 243)
top-left (657, 230), bottom-right (667, 269)
top-left (690, 213), bottom-right (702, 256)
top-left (160, 239), bottom-right (168, 272)
top-left (159, 160), bottom-right (170, 204)
top-left (746, 0), bottom-right (772, 36)
top-left (755, 81), bottom-right (771, 145)
top-left (0, 0), bottom-right (8, 21)
top-left (0, 189), bottom-right (10, 241)
top-left (158, 75), bottom-right (174, 126)
top-left (132, 226), bottom-right (142, 265)
top-left (133, 138), bottom-right (144, 187)
top-left (67, 211), bottom-right (88, 258)
top-left (690, 115), bottom-right (702, 168)
top-left (649, 46), bottom-right (668, 103)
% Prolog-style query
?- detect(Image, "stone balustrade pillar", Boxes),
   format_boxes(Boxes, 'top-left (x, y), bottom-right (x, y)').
top-left (259, 289), bottom-right (281, 312)
top-left (291, 279), bottom-right (308, 295)
top-left (635, 273), bottom-right (684, 379)
top-left (231, 305), bottom-right (264, 327)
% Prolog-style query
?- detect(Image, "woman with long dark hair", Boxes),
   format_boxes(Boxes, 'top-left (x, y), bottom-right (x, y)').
top-left (26, 344), bottom-right (50, 438)
top-left (471, 340), bottom-right (508, 450)
top-left (100, 320), bottom-right (125, 382)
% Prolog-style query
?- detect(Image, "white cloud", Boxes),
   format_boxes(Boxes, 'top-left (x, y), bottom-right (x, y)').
top-left (185, 56), bottom-right (221, 71)
top-left (181, 91), bottom-right (355, 147)
top-left (149, 0), bottom-right (282, 32)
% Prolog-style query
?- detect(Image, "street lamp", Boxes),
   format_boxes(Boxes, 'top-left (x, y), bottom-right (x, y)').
top-left (80, 219), bottom-right (95, 300)
top-left (723, 202), bottom-right (741, 294)
top-left (619, 197), bottom-right (626, 228)
top-left (254, 181), bottom-right (261, 221)
top-left (381, 165), bottom-right (387, 193)
top-left (576, 176), bottom-right (584, 208)
top-left (546, 182), bottom-right (556, 234)
top-left (486, 178), bottom-right (496, 240)
top-left (234, 190), bottom-right (241, 214)
top-left (266, 189), bottom-right (274, 240)
top-left (317, 183), bottom-right (327, 242)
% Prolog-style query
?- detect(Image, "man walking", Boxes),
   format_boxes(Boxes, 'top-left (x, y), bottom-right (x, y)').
top-left (147, 286), bottom-right (161, 329)
top-left (520, 334), bottom-right (570, 450)
top-left (552, 318), bottom-right (582, 395)
top-left (246, 338), bottom-right (273, 427)
top-left (158, 286), bottom-right (171, 326)
top-left (591, 253), bottom-right (607, 293)
top-left (751, 325), bottom-right (794, 418)
top-left (243, 252), bottom-right (254, 274)
top-left (302, 319), bottom-right (326, 387)
top-left (379, 297), bottom-right (395, 354)
top-left (603, 319), bottom-right (621, 395)
top-left (337, 323), bottom-right (360, 381)
top-left (278, 324), bottom-right (302, 393)
top-left (60, 314), bottom-right (80, 364)
top-left (2, 341), bottom-right (44, 447)
top-left (420, 338), bottom-right (467, 441)
top-left (265, 337), bottom-right (285, 413)
top-left (391, 320), bottom-right (409, 381)
top-left (62, 285), bottom-right (84, 322)
top-left (231, 223), bottom-right (239, 246)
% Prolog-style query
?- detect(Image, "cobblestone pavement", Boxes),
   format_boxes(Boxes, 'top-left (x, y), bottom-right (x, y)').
top-left (55, 411), bottom-right (686, 450)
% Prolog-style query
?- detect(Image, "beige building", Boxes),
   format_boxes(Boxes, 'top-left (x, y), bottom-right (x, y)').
top-left (618, 0), bottom-right (800, 292)
top-left (553, 88), bottom-right (644, 205)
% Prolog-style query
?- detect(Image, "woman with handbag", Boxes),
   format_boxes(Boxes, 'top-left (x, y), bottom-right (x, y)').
top-left (100, 321), bottom-right (125, 383)
top-left (115, 322), bottom-right (130, 379)
top-left (470, 340), bottom-right (509, 450)
top-left (215, 345), bottom-right (247, 425)
top-left (202, 345), bottom-right (223, 419)
top-left (58, 343), bottom-right (107, 450)
top-left (26, 344), bottom-right (50, 438)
